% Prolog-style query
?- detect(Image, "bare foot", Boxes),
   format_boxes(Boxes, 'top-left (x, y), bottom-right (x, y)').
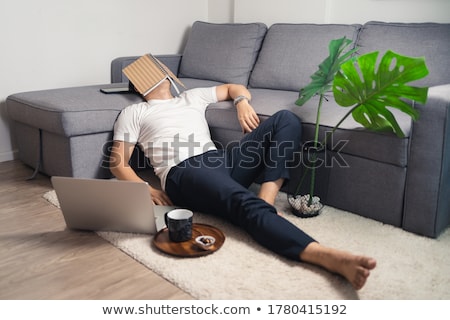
top-left (330, 253), bottom-right (377, 290)
top-left (300, 242), bottom-right (376, 290)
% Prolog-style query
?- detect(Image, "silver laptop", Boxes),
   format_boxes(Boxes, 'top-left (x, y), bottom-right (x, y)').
top-left (51, 176), bottom-right (177, 234)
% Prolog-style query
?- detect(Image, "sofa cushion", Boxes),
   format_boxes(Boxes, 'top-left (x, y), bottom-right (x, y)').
top-left (180, 78), bottom-right (225, 90)
top-left (249, 23), bottom-right (361, 91)
top-left (7, 84), bottom-right (143, 137)
top-left (356, 21), bottom-right (450, 87)
top-left (206, 88), bottom-right (410, 167)
top-left (179, 21), bottom-right (267, 85)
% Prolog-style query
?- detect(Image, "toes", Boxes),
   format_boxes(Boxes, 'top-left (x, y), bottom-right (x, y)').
top-left (359, 257), bottom-right (377, 270)
top-left (353, 268), bottom-right (371, 290)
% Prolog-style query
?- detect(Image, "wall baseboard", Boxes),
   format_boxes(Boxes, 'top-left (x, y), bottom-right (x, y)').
top-left (0, 149), bottom-right (18, 163)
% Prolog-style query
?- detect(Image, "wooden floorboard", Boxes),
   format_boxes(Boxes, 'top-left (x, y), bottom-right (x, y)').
top-left (0, 160), bottom-right (193, 300)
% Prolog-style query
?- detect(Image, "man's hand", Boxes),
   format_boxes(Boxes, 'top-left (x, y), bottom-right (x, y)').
top-left (216, 84), bottom-right (260, 133)
top-left (149, 186), bottom-right (174, 206)
top-left (236, 100), bottom-right (260, 133)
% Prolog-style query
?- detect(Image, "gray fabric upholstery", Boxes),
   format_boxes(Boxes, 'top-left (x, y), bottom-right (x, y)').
top-left (324, 153), bottom-right (407, 227)
top-left (249, 23), bottom-right (361, 91)
top-left (10, 121), bottom-right (113, 178)
top-left (11, 122), bottom-right (41, 170)
top-left (180, 78), bottom-right (225, 90)
top-left (7, 85), bottom-right (143, 136)
top-left (402, 85), bottom-right (450, 236)
top-left (179, 21), bottom-right (267, 85)
top-left (356, 21), bottom-right (450, 87)
top-left (207, 88), bottom-right (409, 167)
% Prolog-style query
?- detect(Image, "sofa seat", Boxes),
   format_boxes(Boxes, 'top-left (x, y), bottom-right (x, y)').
top-left (207, 88), bottom-right (410, 168)
top-left (7, 84), bottom-right (142, 137)
top-left (7, 84), bottom-right (143, 178)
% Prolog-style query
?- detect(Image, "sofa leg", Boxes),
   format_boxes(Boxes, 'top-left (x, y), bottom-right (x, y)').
top-left (26, 129), bottom-right (42, 181)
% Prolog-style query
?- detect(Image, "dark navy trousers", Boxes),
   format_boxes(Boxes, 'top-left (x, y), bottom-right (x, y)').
top-left (165, 110), bottom-right (316, 261)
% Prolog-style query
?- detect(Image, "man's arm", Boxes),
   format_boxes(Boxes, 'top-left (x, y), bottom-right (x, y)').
top-left (110, 140), bottom-right (173, 206)
top-left (216, 84), bottom-right (260, 133)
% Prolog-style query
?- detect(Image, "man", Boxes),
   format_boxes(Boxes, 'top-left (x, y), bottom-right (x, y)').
top-left (110, 77), bottom-right (376, 290)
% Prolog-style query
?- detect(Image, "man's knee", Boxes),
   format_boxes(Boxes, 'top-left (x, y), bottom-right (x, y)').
top-left (270, 110), bottom-right (302, 144)
top-left (274, 110), bottom-right (302, 130)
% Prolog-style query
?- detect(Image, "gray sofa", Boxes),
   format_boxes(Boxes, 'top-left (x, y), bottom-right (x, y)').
top-left (7, 21), bottom-right (450, 238)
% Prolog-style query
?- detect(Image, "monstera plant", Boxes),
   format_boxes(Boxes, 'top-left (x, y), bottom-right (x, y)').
top-left (289, 37), bottom-right (429, 217)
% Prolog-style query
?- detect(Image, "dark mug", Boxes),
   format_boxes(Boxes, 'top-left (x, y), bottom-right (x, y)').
top-left (164, 209), bottom-right (193, 242)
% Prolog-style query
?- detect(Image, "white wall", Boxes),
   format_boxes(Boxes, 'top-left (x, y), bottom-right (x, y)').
top-left (235, 0), bottom-right (329, 25)
top-left (2, 0), bottom-right (450, 163)
top-left (0, 0), bottom-right (207, 162)
top-left (208, 0), bottom-right (234, 23)
top-left (326, 0), bottom-right (450, 24)
top-left (234, 0), bottom-right (450, 25)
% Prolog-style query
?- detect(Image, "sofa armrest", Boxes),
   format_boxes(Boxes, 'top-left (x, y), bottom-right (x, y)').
top-left (403, 84), bottom-right (450, 237)
top-left (110, 54), bottom-right (183, 83)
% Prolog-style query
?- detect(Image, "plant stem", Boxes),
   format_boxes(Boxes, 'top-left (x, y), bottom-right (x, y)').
top-left (294, 161), bottom-right (310, 196)
top-left (322, 103), bottom-right (361, 147)
top-left (313, 95), bottom-right (324, 149)
top-left (307, 94), bottom-right (325, 206)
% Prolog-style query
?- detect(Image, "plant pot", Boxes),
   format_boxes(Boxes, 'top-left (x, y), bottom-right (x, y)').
top-left (287, 194), bottom-right (323, 218)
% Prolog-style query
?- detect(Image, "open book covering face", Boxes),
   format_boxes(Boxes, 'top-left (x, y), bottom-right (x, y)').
top-left (122, 54), bottom-right (185, 96)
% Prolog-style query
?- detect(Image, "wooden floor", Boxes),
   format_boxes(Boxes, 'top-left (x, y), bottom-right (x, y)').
top-left (0, 160), bottom-right (192, 300)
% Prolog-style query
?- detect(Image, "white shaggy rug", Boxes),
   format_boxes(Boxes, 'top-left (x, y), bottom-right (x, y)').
top-left (44, 189), bottom-right (450, 300)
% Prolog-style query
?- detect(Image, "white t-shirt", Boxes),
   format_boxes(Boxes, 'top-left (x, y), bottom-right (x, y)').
top-left (113, 87), bottom-right (218, 190)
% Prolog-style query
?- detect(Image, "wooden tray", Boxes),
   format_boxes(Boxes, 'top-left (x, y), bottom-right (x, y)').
top-left (153, 223), bottom-right (225, 257)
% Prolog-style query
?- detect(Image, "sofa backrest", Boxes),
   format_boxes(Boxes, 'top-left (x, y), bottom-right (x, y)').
top-left (249, 23), bottom-right (361, 91)
top-left (178, 21), bottom-right (267, 85)
top-left (112, 21), bottom-right (450, 90)
top-left (356, 21), bottom-right (450, 87)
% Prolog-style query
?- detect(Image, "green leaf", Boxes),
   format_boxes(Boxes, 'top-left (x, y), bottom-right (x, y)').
top-left (296, 37), bottom-right (358, 106)
top-left (333, 50), bottom-right (429, 137)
